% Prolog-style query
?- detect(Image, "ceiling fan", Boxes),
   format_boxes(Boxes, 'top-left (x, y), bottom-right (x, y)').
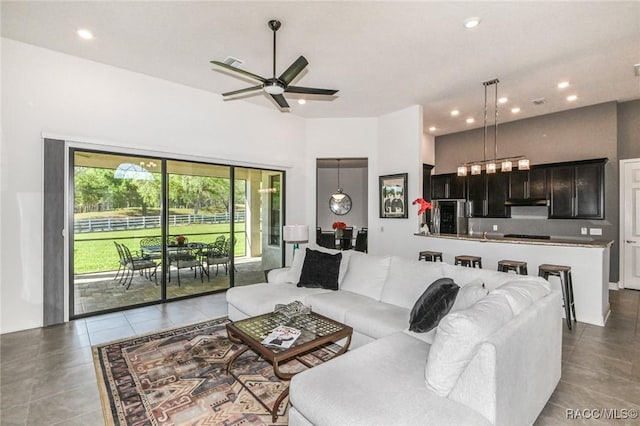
top-left (211, 19), bottom-right (338, 109)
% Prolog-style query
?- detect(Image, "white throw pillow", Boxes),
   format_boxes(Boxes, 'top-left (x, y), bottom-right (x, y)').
top-left (491, 279), bottom-right (551, 316)
top-left (450, 278), bottom-right (489, 312)
top-left (288, 243), bottom-right (351, 285)
top-left (425, 292), bottom-right (514, 396)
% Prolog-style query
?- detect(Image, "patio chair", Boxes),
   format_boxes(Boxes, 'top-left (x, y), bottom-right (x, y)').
top-left (169, 246), bottom-right (203, 286)
top-left (203, 237), bottom-right (231, 279)
top-left (113, 241), bottom-right (128, 283)
top-left (120, 243), bottom-right (158, 290)
top-left (140, 236), bottom-right (162, 260)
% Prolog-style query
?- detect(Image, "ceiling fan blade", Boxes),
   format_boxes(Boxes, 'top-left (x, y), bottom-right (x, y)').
top-left (211, 61), bottom-right (267, 83)
top-left (285, 86), bottom-right (339, 96)
top-left (270, 93), bottom-right (290, 109)
top-left (278, 56), bottom-right (308, 86)
top-left (222, 85), bottom-right (263, 97)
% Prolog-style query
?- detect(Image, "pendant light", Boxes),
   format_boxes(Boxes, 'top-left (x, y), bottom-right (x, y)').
top-left (331, 159), bottom-right (346, 201)
top-left (329, 159), bottom-right (352, 215)
top-left (457, 79), bottom-right (529, 176)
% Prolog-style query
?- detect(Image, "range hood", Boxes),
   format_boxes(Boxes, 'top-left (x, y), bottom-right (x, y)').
top-left (504, 198), bottom-right (548, 206)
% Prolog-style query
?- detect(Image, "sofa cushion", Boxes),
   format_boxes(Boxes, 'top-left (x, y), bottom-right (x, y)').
top-left (491, 278), bottom-right (551, 315)
top-left (451, 278), bottom-right (489, 312)
top-left (380, 257), bottom-right (445, 309)
top-left (441, 263), bottom-right (520, 291)
top-left (340, 252), bottom-right (392, 300)
top-left (289, 332), bottom-right (492, 426)
top-left (345, 302), bottom-right (411, 340)
top-left (297, 248), bottom-right (341, 290)
top-left (306, 291), bottom-right (378, 323)
top-left (425, 292), bottom-right (514, 397)
top-left (226, 283), bottom-right (330, 318)
top-left (409, 278), bottom-right (460, 333)
top-left (288, 243), bottom-right (351, 285)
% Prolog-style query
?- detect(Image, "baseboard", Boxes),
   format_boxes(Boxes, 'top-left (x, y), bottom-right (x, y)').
top-left (609, 281), bottom-right (620, 290)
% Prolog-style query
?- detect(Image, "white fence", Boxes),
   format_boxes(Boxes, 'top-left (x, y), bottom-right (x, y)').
top-left (74, 212), bottom-right (245, 233)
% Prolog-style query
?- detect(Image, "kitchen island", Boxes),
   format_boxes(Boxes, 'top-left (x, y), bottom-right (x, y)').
top-left (414, 233), bottom-right (613, 326)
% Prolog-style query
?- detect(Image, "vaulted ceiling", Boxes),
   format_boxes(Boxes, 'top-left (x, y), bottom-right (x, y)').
top-left (2, 1), bottom-right (639, 135)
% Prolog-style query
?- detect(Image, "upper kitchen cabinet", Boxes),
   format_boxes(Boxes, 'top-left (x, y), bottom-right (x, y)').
top-left (431, 173), bottom-right (465, 199)
top-left (467, 173), bottom-right (486, 217)
top-left (549, 159), bottom-right (605, 219)
top-left (486, 172), bottom-right (510, 217)
top-left (508, 167), bottom-right (547, 202)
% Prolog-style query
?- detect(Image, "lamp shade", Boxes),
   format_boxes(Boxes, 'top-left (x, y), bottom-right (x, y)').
top-left (283, 225), bottom-right (309, 243)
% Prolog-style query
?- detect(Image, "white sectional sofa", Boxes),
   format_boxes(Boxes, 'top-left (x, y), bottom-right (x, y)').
top-left (226, 245), bottom-right (562, 426)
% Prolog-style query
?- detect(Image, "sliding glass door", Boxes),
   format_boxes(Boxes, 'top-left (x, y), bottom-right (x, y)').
top-left (70, 149), bottom-right (284, 318)
top-left (72, 151), bottom-right (163, 315)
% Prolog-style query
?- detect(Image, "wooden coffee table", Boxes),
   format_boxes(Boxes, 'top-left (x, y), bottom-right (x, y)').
top-left (226, 311), bottom-right (353, 422)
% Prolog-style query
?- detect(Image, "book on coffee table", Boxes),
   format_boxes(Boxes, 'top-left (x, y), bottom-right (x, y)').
top-left (261, 325), bottom-right (301, 349)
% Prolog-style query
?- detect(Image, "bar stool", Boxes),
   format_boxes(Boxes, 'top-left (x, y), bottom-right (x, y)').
top-left (498, 260), bottom-right (528, 275)
top-left (454, 255), bottom-right (482, 268)
top-left (418, 250), bottom-right (443, 262)
top-left (538, 264), bottom-right (575, 330)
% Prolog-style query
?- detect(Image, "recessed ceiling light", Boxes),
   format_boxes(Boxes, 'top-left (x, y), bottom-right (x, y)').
top-left (498, 97), bottom-right (508, 104)
top-left (464, 17), bottom-right (481, 29)
top-left (298, 99), bottom-right (306, 105)
top-left (428, 126), bottom-right (436, 132)
top-left (466, 118), bottom-right (475, 124)
top-left (451, 110), bottom-right (460, 116)
top-left (77, 29), bottom-right (93, 40)
top-left (557, 81), bottom-right (570, 89)
top-left (566, 95), bottom-right (578, 102)
top-left (511, 107), bottom-right (521, 113)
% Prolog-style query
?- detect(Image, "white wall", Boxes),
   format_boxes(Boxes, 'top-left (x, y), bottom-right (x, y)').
top-left (0, 39), bottom-right (307, 333)
top-left (370, 105), bottom-right (424, 257)
top-left (304, 118), bottom-right (379, 240)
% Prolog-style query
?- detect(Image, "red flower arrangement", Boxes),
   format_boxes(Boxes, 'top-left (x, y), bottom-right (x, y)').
top-left (412, 198), bottom-right (432, 215)
top-left (175, 235), bottom-right (186, 245)
top-left (332, 221), bottom-right (347, 230)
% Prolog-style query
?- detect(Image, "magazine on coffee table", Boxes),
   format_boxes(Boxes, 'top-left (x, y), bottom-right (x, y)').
top-left (261, 325), bottom-right (301, 349)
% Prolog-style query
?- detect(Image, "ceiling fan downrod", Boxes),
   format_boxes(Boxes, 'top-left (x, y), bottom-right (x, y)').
top-left (268, 20), bottom-right (281, 79)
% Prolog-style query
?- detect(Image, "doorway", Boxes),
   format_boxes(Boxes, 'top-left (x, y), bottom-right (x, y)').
top-left (620, 158), bottom-right (640, 290)
top-left (316, 158), bottom-right (368, 242)
top-left (70, 148), bottom-right (284, 318)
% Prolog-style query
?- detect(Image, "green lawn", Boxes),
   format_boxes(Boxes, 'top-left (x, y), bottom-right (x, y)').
top-left (74, 223), bottom-right (247, 274)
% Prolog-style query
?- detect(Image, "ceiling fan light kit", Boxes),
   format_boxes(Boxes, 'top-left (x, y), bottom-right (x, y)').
top-left (457, 79), bottom-right (529, 177)
top-left (211, 19), bottom-right (338, 110)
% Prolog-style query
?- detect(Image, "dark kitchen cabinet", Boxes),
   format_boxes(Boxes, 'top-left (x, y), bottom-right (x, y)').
top-left (549, 160), bottom-right (605, 219)
top-left (509, 168), bottom-right (547, 200)
top-left (486, 173), bottom-right (510, 217)
top-left (467, 174), bottom-right (486, 217)
top-left (431, 173), bottom-right (465, 199)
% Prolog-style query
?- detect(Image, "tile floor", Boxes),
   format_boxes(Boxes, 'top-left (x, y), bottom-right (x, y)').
top-left (1, 289), bottom-right (639, 425)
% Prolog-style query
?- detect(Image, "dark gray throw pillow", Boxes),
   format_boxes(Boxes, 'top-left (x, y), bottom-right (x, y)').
top-left (297, 248), bottom-right (342, 290)
top-left (409, 277), bottom-right (460, 333)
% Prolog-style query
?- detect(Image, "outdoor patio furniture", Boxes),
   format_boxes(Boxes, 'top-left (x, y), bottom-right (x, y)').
top-left (140, 237), bottom-right (163, 259)
top-left (169, 246), bottom-right (204, 286)
top-left (120, 243), bottom-right (158, 290)
top-left (113, 241), bottom-right (128, 283)
top-left (203, 237), bottom-right (231, 279)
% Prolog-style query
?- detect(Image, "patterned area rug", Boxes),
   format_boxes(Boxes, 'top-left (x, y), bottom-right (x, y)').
top-left (93, 317), bottom-right (337, 425)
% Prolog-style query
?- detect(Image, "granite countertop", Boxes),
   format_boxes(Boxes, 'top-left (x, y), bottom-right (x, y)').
top-left (413, 233), bottom-right (614, 248)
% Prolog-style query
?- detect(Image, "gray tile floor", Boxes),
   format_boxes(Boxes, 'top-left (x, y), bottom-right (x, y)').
top-left (1, 289), bottom-right (639, 425)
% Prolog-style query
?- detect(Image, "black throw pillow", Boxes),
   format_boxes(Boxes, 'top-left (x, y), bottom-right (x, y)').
top-left (409, 277), bottom-right (460, 333)
top-left (297, 248), bottom-right (342, 290)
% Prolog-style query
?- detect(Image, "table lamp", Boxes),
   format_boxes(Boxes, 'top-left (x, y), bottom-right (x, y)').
top-left (283, 225), bottom-right (309, 257)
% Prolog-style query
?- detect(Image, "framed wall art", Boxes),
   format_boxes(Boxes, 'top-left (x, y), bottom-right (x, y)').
top-left (379, 173), bottom-right (408, 218)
